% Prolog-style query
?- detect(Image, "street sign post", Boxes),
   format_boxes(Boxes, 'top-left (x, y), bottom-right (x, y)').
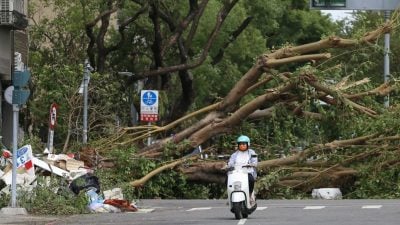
top-left (140, 90), bottom-right (159, 146)
top-left (49, 103), bottom-right (58, 130)
top-left (10, 55), bottom-right (30, 208)
top-left (82, 59), bottom-right (93, 145)
top-left (140, 90), bottom-right (159, 122)
top-left (47, 103), bottom-right (58, 154)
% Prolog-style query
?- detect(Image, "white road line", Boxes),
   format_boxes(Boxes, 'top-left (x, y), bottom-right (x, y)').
top-left (256, 206), bottom-right (268, 210)
top-left (238, 218), bottom-right (247, 225)
top-left (362, 205), bottom-right (382, 209)
top-left (128, 208), bottom-right (155, 213)
top-left (186, 207), bottom-right (212, 211)
top-left (304, 206), bottom-right (326, 210)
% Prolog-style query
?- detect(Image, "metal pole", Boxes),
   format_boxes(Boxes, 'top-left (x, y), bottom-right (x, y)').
top-left (147, 122), bottom-right (151, 146)
top-left (48, 129), bottom-right (54, 153)
top-left (384, 10), bottom-right (391, 108)
top-left (11, 104), bottom-right (19, 207)
top-left (10, 26), bottom-right (18, 208)
top-left (83, 59), bottom-right (89, 145)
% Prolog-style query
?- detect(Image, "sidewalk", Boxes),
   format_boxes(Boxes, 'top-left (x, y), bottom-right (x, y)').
top-left (0, 212), bottom-right (60, 225)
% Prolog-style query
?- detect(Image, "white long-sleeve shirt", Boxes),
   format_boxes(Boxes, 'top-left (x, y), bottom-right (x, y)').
top-left (228, 149), bottom-right (258, 178)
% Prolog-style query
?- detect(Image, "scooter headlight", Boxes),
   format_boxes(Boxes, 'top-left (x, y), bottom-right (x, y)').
top-left (233, 181), bottom-right (241, 191)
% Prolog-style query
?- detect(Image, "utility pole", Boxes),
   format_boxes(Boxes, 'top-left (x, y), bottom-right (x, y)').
top-left (82, 59), bottom-right (92, 145)
top-left (10, 28), bottom-right (16, 209)
top-left (10, 56), bottom-right (30, 208)
top-left (310, 0), bottom-right (399, 107)
top-left (384, 10), bottom-right (391, 108)
top-left (11, 105), bottom-right (18, 207)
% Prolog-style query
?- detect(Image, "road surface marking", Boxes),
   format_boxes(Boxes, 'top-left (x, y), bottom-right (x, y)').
top-left (238, 218), bottom-right (247, 225)
top-left (304, 206), bottom-right (326, 209)
top-left (129, 208), bottom-right (155, 213)
top-left (256, 206), bottom-right (268, 210)
top-left (186, 207), bottom-right (212, 211)
top-left (362, 205), bottom-right (382, 209)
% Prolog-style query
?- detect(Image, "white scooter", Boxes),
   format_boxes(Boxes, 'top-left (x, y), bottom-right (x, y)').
top-left (227, 165), bottom-right (257, 219)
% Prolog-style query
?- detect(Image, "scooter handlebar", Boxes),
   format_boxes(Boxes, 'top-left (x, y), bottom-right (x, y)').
top-left (242, 164), bottom-right (254, 168)
top-left (227, 167), bottom-right (235, 172)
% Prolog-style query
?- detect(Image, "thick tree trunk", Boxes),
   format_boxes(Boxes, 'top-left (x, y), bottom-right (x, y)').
top-left (131, 134), bottom-right (400, 193)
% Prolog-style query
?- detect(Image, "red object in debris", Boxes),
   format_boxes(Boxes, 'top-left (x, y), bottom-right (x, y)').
top-left (103, 199), bottom-right (138, 212)
top-left (2, 150), bottom-right (11, 158)
top-left (67, 153), bottom-right (75, 159)
top-left (24, 160), bottom-right (33, 170)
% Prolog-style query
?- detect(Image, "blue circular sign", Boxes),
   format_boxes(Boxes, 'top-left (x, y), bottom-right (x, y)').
top-left (17, 146), bottom-right (28, 157)
top-left (142, 91), bottom-right (157, 105)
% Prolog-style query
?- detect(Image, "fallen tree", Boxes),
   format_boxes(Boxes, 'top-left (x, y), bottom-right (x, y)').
top-left (129, 132), bottom-right (400, 193)
top-left (91, 17), bottom-right (400, 196)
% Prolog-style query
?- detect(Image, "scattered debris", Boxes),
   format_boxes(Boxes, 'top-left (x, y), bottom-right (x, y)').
top-left (86, 187), bottom-right (137, 213)
top-left (103, 199), bottom-right (137, 212)
top-left (69, 174), bottom-right (100, 195)
top-left (103, 188), bottom-right (123, 200)
top-left (312, 188), bottom-right (342, 200)
top-left (0, 145), bottom-right (139, 213)
top-left (1, 145), bottom-right (36, 187)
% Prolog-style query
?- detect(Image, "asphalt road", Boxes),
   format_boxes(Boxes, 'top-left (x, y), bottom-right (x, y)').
top-left (2, 199), bottom-right (400, 225)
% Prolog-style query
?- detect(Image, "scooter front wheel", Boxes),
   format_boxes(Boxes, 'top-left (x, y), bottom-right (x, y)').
top-left (232, 202), bottom-right (243, 219)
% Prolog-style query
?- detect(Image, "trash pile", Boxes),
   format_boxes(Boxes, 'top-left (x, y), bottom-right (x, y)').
top-left (0, 145), bottom-right (137, 213)
top-left (70, 174), bottom-right (137, 213)
top-left (85, 186), bottom-right (137, 213)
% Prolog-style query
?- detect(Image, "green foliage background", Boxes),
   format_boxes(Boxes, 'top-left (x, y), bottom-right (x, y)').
top-left (2, 0), bottom-right (400, 214)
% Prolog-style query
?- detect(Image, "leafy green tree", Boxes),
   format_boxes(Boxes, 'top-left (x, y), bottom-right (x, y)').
top-left (244, 0), bottom-right (339, 48)
top-left (29, 0), bottom-right (130, 151)
top-left (23, 0), bottom-right (400, 203)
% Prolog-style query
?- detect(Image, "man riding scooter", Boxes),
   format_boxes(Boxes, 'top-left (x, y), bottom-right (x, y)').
top-left (228, 135), bottom-right (258, 206)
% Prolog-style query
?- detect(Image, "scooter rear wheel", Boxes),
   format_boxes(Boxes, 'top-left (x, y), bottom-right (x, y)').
top-left (232, 202), bottom-right (243, 219)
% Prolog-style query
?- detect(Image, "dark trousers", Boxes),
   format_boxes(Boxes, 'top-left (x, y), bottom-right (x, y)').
top-left (248, 173), bottom-right (255, 194)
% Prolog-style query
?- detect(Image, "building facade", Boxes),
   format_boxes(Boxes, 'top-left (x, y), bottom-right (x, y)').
top-left (0, 0), bottom-right (28, 148)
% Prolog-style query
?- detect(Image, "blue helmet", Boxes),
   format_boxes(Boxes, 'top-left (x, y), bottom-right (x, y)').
top-left (237, 135), bottom-right (250, 146)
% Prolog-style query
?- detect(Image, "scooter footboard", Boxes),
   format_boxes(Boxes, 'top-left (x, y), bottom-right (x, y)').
top-left (231, 191), bottom-right (246, 202)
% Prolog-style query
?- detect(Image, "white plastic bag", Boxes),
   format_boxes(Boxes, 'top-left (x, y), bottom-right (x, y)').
top-left (312, 188), bottom-right (342, 200)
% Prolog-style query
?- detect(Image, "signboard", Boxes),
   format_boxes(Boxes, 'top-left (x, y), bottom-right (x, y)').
top-left (311, 0), bottom-right (400, 10)
top-left (4, 86), bottom-right (13, 104)
top-left (312, 0), bottom-right (346, 8)
top-left (2, 145), bottom-right (35, 186)
top-left (12, 68), bottom-right (31, 105)
top-left (49, 103), bottom-right (58, 130)
top-left (16, 145), bottom-right (34, 176)
top-left (47, 103), bottom-right (58, 153)
top-left (140, 90), bottom-right (159, 122)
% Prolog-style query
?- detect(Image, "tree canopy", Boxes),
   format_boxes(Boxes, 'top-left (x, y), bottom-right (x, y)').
top-left (25, 0), bottom-right (400, 199)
